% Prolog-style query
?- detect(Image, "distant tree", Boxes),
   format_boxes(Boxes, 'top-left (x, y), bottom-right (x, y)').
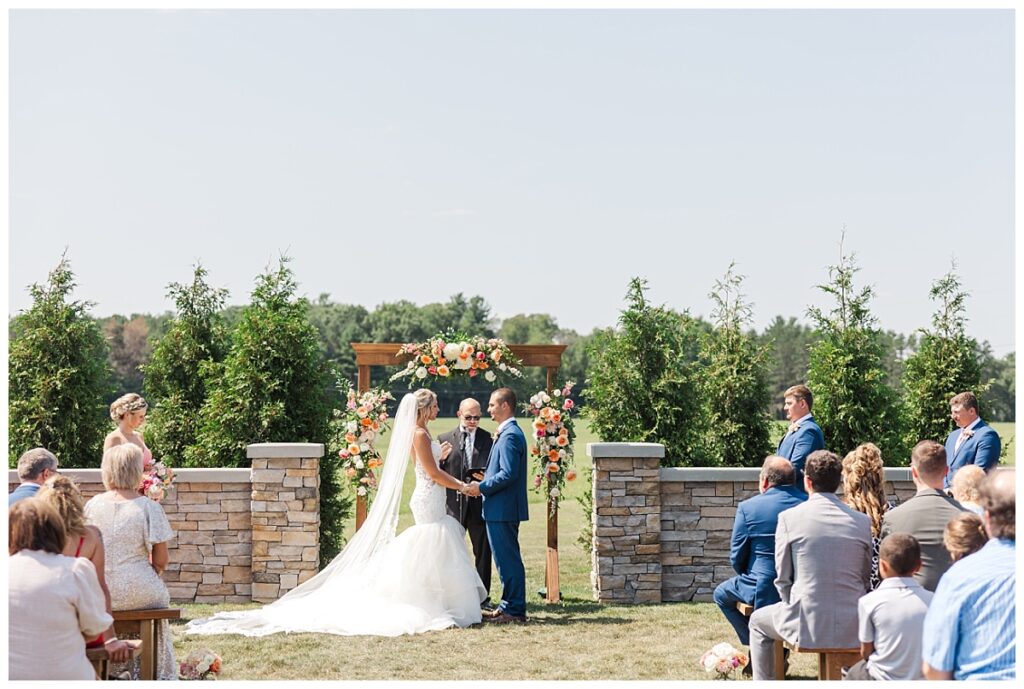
top-left (8, 255), bottom-right (113, 467)
top-left (190, 258), bottom-right (340, 559)
top-left (806, 237), bottom-right (907, 464)
top-left (308, 302), bottom-right (371, 388)
top-left (142, 264), bottom-right (231, 467)
top-left (760, 316), bottom-right (819, 418)
top-left (902, 267), bottom-right (986, 446)
top-left (698, 264), bottom-right (773, 466)
top-left (979, 348), bottom-right (1015, 422)
top-left (102, 314), bottom-right (153, 396)
top-left (878, 329), bottom-right (918, 394)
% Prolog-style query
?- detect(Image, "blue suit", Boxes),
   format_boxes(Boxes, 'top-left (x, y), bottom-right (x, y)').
top-left (713, 484), bottom-right (808, 645)
top-left (480, 419), bottom-right (529, 617)
top-left (8, 483), bottom-right (40, 506)
top-left (776, 417), bottom-right (825, 491)
top-left (944, 420), bottom-right (1001, 489)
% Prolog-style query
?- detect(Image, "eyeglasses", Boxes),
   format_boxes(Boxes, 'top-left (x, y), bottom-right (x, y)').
top-left (462, 415), bottom-right (482, 421)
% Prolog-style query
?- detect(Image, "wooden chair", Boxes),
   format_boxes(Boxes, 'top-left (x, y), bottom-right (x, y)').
top-left (112, 608), bottom-right (182, 680)
top-left (86, 640), bottom-right (143, 680)
top-left (773, 638), bottom-right (860, 680)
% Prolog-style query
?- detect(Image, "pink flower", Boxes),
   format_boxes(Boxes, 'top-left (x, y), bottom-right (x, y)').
top-left (533, 475), bottom-right (543, 488)
top-left (469, 368), bottom-right (478, 377)
top-left (347, 400), bottom-right (357, 410)
top-left (536, 430), bottom-right (545, 438)
top-left (563, 399), bottom-right (574, 410)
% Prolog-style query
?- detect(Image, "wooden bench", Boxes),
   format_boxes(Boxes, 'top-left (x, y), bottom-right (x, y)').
top-left (112, 608), bottom-right (182, 680)
top-left (86, 640), bottom-right (142, 680)
top-left (736, 602), bottom-right (754, 617)
top-left (774, 639), bottom-right (860, 680)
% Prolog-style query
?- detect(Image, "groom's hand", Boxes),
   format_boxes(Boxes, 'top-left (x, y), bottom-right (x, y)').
top-left (464, 482), bottom-right (482, 497)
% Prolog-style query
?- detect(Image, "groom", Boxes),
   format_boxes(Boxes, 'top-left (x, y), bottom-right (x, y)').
top-left (465, 387), bottom-right (529, 624)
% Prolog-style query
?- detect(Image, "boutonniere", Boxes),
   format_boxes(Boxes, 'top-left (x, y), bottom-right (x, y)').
top-left (962, 429), bottom-right (975, 439)
top-left (788, 422), bottom-right (800, 434)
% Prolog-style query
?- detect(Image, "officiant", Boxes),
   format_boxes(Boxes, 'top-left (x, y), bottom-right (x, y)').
top-left (439, 397), bottom-right (494, 612)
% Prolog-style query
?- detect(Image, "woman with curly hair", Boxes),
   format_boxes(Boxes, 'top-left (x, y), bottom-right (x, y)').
top-left (842, 443), bottom-right (895, 589)
top-left (104, 393), bottom-right (152, 470)
top-left (943, 511), bottom-right (989, 563)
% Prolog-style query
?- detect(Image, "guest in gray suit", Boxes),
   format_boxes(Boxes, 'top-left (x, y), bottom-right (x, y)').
top-left (879, 440), bottom-right (965, 592)
top-left (748, 450), bottom-right (873, 680)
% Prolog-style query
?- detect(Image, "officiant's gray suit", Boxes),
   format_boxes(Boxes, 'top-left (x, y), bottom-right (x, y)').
top-left (748, 492), bottom-right (872, 680)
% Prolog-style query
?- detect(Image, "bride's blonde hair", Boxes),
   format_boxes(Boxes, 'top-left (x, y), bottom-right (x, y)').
top-left (414, 389), bottom-right (437, 424)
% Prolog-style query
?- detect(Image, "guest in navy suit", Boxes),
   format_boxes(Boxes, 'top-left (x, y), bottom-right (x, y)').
top-left (9, 447), bottom-right (59, 506)
top-left (776, 385), bottom-right (825, 492)
top-left (465, 387), bottom-right (529, 624)
top-left (713, 455), bottom-right (807, 660)
top-left (944, 391), bottom-right (1001, 489)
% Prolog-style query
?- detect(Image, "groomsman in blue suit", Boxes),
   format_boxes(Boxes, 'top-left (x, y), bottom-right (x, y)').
top-left (466, 387), bottom-right (529, 624)
top-left (776, 385), bottom-right (825, 492)
top-left (944, 391), bottom-right (1001, 489)
top-left (713, 455), bottom-right (807, 672)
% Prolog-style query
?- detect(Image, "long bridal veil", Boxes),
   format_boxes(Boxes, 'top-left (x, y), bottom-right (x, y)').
top-left (185, 393), bottom-right (420, 636)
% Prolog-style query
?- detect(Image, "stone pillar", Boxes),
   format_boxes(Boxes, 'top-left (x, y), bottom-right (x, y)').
top-left (248, 443), bottom-right (323, 603)
top-left (588, 442), bottom-right (665, 603)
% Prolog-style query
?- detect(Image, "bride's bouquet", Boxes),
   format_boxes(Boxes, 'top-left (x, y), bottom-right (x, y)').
top-left (330, 383), bottom-right (394, 498)
top-left (699, 642), bottom-right (748, 680)
top-left (179, 648), bottom-right (222, 680)
top-left (389, 331), bottom-right (522, 387)
top-left (138, 459), bottom-right (175, 503)
top-left (525, 381), bottom-right (577, 509)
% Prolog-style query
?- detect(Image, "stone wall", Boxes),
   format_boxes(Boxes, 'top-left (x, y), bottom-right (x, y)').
top-left (588, 443), bottom-right (916, 604)
top-left (8, 442), bottom-right (323, 604)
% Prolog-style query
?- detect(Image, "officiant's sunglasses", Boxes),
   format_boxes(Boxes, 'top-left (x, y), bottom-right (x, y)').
top-left (462, 415), bottom-right (482, 421)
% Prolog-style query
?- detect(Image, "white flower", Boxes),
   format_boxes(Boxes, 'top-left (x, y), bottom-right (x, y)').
top-left (499, 363), bottom-right (507, 371)
top-left (703, 655), bottom-right (719, 672)
top-left (540, 392), bottom-right (551, 403)
top-left (406, 361), bottom-right (415, 369)
top-left (454, 356), bottom-right (472, 370)
top-left (553, 389), bottom-right (561, 397)
top-left (443, 343), bottom-right (462, 360)
top-left (347, 421), bottom-right (358, 433)
top-left (416, 366), bottom-right (428, 379)
top-left (362, 430), bottom-right (375, 442)
top-left (484, 371), bottom-right (496, 382)
top-left (558, 449), bottom-right (566, 458)
top-left (354, 458), bottom-right (365, 469)
top-left (357, 486), bottom-right (367, 496)
top-left (359, 443), bottom-right (370, 453)
top-left (549, 487), bottom-right (560, 498)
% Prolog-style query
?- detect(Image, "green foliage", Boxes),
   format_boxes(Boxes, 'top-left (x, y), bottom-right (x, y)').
top-left (697, 265), bottom-right (773, 466)
top-left (902, 267), bottom-right (986, 446)
top-left (189, 258), bottom-right (340, 559)
top-left (8, 255), bottom-right (113, 467)
top-left (806, 238), bottom-right (907, 464)
top-left (980, 349), bottom-right (1015, 422)
top-left (759, 316), bottom-right (819, 418)
top-left (143, 264), bottom-right (231, 467)
top-left (584, 277), bottom-right (706, 466)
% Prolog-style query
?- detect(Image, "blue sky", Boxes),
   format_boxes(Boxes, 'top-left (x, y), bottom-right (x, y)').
top-left (8, 9), bottom-right (1015, 353)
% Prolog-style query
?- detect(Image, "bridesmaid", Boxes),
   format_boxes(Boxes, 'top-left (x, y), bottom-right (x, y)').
top-left (104, 393), bottom-right (153, 470)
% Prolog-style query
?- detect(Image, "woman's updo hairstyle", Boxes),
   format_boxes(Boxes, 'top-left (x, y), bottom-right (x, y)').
top-left (110, 393), bottom-right (148, 422)
top-left (414, 389), bottom-right (437, 424)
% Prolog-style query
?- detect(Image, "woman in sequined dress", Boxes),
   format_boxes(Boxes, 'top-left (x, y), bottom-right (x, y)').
top-left (85, 444), bottom-right (176, 680)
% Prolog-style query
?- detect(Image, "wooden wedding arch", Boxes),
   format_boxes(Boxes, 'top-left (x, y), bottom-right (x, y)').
top-left (351, 342), bottom-right (568, 603)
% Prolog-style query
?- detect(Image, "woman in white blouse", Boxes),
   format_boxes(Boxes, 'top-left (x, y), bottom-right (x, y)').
top-left (8, 498), bottom-right (113, 680)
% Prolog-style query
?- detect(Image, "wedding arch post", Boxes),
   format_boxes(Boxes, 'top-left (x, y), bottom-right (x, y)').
top-left (351, 341), bottom-right (568, 603)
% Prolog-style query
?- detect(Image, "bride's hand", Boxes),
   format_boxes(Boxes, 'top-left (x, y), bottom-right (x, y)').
top-left (439, 441), bottom-right (453, 460)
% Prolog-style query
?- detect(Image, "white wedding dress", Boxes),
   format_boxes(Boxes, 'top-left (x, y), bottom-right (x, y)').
top-left (186, 396), bottom-right (485, 637)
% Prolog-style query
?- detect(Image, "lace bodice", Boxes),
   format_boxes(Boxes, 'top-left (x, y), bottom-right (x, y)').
top-left (410, 440), bottom-right (447, 524)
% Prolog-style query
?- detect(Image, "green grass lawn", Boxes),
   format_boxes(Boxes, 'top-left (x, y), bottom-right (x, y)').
top-left (170, 416), bottom-right (1015, 679)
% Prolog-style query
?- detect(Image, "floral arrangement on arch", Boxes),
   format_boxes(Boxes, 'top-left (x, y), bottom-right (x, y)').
top-left (179, 648), bottom-right (222, 680)
top-left (526, 381), bottom-right (577, 508)
top-left (138, 456), bottom-right (176, 503)
top-left (330, 383), bottom-right (394, 498)
top-left (699, 642), bottom-right (748, 680)
top-left (389, 332), bottom-right (523, 388)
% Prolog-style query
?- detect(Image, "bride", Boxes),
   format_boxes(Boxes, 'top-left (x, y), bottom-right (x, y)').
top-left (186, 389), bottom-right (487, 637)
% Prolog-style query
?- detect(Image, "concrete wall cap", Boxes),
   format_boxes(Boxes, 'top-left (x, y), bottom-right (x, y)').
top-left (246, 443), bottom-right (325, 459)
top-left (587, 443), bottom-right (665, 458)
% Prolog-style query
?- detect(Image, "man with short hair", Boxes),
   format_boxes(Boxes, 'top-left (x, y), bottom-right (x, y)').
top-left (776, 385), bottom-right (825, 491)
top-left (922, 468), bottom-right (1016, 680)
top-left (439, 397), bottom-right (494, 611)
top-left (944, 391), bottom-right (1001, 489)
top-left (845, 533), bottom-right (933, 681)
top-left (747, 450), bottom-right (873, 680)
top-left (9, 448), bottom-right (59, 506)
top-left (714, 456), bottom-right (807, 667)
top-left (880, 440), bottom-right (965, 591)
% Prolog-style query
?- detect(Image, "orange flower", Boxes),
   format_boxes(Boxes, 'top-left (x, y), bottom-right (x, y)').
top-left (566, 470), bottom-right (577, 481)
top-left (421, 355), bottom-right (433, 365)
top-left (551, 411), bottom-right (562, 423)
top-left (548, 449), bottom-right (560, 461)
top-left (356, 406), bottom-right (368, 418)
top-left (371, 420), bottom-right (380, 431)
top-left (558, 427), bottom-right (569, 436)
top-left (437, 365), bottom-right (450, 377)
top-left (479, 361), bottom-right (489, 370)
top-left (361, 418), bottom-right (374, 427)
top-left (438, 357), bottom-right (447, 365)
top-left (547, 462), bottom-right (560, 473)
top-left (345, 467), bottom-right (357, 478)
top-left (348, 443), bottom-right (361, 455)
top-left (345, 433), bottom-right (357, 443)
top-left (539, 407), bottom-right (553, 420)
top-left (533, 419), bottom-right (547, 431)
top-left (556, 435), bottom-right (569, 447)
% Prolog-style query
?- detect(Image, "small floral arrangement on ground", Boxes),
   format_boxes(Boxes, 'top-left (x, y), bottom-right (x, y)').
top-left (179, 648), bottom-right (222, 680)
top-left (329, 383), bottom-right (394, 498)
top-left (699, 642), bottom-right (748, 679)
top-left (389, 331), bottom-right (523, 388)
top-left (138, 459), bottom-right (175, 503)
top-left (525, 381), bottom-right (577, 509)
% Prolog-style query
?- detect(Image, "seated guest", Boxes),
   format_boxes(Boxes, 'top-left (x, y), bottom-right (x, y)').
top-left (776, 384), bottom-right (825, 491)
top-left (923, 468), bottom-right (1015, 680)
top-left (85, 444), bottom-right (176, 680)
top-left (879, 440), bottom-right (964, 591)
top-left (9, 447), bottom-right (59, 506)
top-left (37, 475), bottom-right (132, 662)
top-left (9, 498), bottom-right (113, 680)
top-left (747, 450), bottom-right (873, 680)
top-left (843, 533), bottom-right (933, 681)
top-left (713, 456), bottom-right (806, 671)
top-left (943, 512), bottom-right (989, 563)
top-left (842, 443), bottom-right (895, 589)
top-left (950, 464), bottom-right (986, 515)
top-left (944, 391), bottom-right (1001, 489)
